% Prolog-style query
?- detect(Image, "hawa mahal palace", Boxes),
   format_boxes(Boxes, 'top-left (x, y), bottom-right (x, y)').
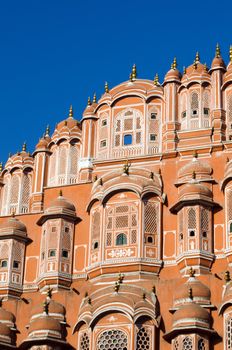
top-left (1, 45), bottom-right (232, 349)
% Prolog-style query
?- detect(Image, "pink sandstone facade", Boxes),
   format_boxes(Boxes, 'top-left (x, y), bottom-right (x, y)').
top-left (1, 45), bottom-right (232, 349)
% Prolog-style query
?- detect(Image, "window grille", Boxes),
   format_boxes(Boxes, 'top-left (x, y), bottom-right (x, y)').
top-left (136, 326), bottom-right (152, 350)
top-left (144, 201), bottom-right (158, 235)
top-left (198, 338), bottom-right (206, 350)
top-left (228, 94), bottom-right (232, 123)
top-left (106, 202), bottom-right (138, 249)
top-left (97, 329), bottom-right (128, 350)
top-left (79, 332), bottom-right (90, 350)
top-left (21, 174), bottom-right (31, 213)
top-left (173, 338), bottom-right (179, 350)
top-left (10, 175), bottom-right (19, 207)
top-left (188, 208), bottom-right (197, 229)
top-left (225, 313), bottom-right (232, 349)
top-left (182, 336), bottom-right (193, 350)
top-left (191, 92), bottom-right (199, 110)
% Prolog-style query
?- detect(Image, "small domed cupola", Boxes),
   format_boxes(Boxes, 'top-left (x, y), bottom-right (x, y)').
top-left (223, 46), bottom-right (232, 88)
top-left (83, 96), bottom-right (96, 119)
top-left (50, 105), bottom-right (82, 144)
top-left (163, 58), bottom-right (182, 84)
top-left (21, 299), bottom-right (70, 349)
top-left (0, 300), bottom-right (17, 348)
top-left (210, 43), bottom-right (226, 72)
top-left (177, 153), bottom-right (212, 184)
top-left (182, 52), bottom-right (210, 82)
top-left (174, 268), bottom-right (211, 307)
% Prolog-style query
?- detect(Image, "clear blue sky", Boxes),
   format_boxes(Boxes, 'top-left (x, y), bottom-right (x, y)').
top-left (0, 0), bottom-right (231, 163)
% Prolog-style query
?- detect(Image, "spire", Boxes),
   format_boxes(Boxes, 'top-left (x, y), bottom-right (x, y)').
top-left (131, 64), bottom-right (137, 81)
top-left (87, 96), bottom-right (91, 106)
top-left (93, 93), bottom-right (97, 104)
top-left (22, 142), bottom-right (27, 152)
top-left (183, 66), bottom-right (186, 74)
top-left (195, 51), bottom-right (200, 63)
top-left (68, 104), bottom-right (73, 118)
top-left (204, 63), bottom-right (208, 72)
top-left (154, 73), bottom-right (159, 86)
top-left (230, 45), bottom-right (232, 63)
top-left (173, 57), bottom-right (177, 70)
top-left (0, 162), bottom-right (2, 172)
top-left (129, 73), bottom-right (133, 82)
top-left (216, 43), bottom-right (221, 58)
top-left (170, 62), bottom-right (174, 70)
top-left (105, 81), bottom-right (109, 93)
top-left (45, 125), bottom-right (50, 137)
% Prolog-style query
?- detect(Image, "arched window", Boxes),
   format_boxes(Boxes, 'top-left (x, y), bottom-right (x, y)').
top-left (113, 108), bottom-right (143, 158)
top-left (148, 107), bottom-right (160, 154)
top-left (225, 312), bottom-right (232, 349)
top-left (191, 92), bottom-right (199, 117)
top-left (202, 91), bottom-right (210, 127)
top-left (97, 329), bottom-right (128, 350)
top-left (182, 336), bottom-right (193, 350)
top-left (143, 197), bottom-right (159, 259)
top-left (48, 140), bottom-right (80, 186)
top-left (180, 92), bottom-right (187, 130)
top-left (116, 233), bottom-right (127, 246)
top-left (20, 172), bottom-right (32, 214)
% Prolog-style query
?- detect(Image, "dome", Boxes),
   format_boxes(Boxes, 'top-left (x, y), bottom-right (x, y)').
top-left (32, 299), bottom-right (65, 319)
top-left (47, 193), bottom-right (76, 213)
top-left (35, 137), bottom-right (49, 151)
top-left (174, 277), bottom-right (211, 306)
top-left (29, 315), bottom-right (62, 334)
top-left (83, 102), bottom-right (95, 117)
top-left (211, 56), bottom-right (226, 70)
top-left (164, 62), bottom-right (182, 83)
top-left (179, 182), bottom-right (212, 201)
top-left (173, 302), bottom-right (210, 328)
top-left (56, 117), bottom-right (80, 131)
top-left (0, 216), bottom-right (27, 235)
top-left (0, 322), bottom-right (11, 338)
top-left (178, 156), bottom-right (211, 181)
top-left (223, 62), bottom-right (232, 87)
top-left (0, 307), bottom-right (15, 324)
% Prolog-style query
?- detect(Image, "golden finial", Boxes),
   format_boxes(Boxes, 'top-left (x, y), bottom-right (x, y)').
top-left (216, 43), bottom-right (221, 58)
top-left (59, 189), bottom-right (63, 197)
top-left (43, 300), bottom-right (49, 314)
top-left (22, 142), bottom-right (26, 152)
top-left (93, 93), bottom-right (97, 104)
top-left (173, 57), bottom-right (177, 70)
top-left (68, 105), bottom-right (73, 118)
top-left (204, 63), bottom-right (207, 72)
top-left (188, 287), bottom-right (193, 299)
top-left (131, 64), bottom-right (137, 81)
top-left (45, 125), bottom-right (50, 137)
top-left (225, 270), bottom-right (231, 283)
top-left (123, 159), bottom-right (131, 175)
top-left (195, 52), bottom-right (200, 63)
top-left (118, 273), bottom-right (124, 284)
top-left (0, 162), bottom-right (2, 172)
top-left (171, 62), bottom-right (174, 70)
top-left (129, 73), bottom-right (133, 82)
top-left (183, 66), bottom-right (186, 74)
top-left (154, 73), bottom-right (159, 86)
top-left (188, 267), bottom-right (195, 277)
top-left (230, 45), bottom-right (232, 63)
top-left (105, 81), bottom-right (109, 93)
top-left (114, 281), bottom-right (120, 292)
top-left (87, 96), bottom-right (91, 106)
top-left (47, 286), bottom-right (52, 298)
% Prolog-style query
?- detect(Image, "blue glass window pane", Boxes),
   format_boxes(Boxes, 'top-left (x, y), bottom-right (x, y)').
top-left (124, 134), bottom-right (132, 145)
